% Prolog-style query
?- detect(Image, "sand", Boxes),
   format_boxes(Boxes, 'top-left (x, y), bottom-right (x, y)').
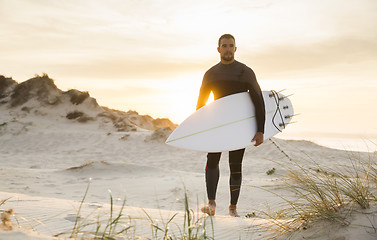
top-left (1, 76), bottom-right (377, 239)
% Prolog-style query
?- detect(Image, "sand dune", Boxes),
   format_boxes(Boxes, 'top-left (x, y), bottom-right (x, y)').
top-left (1, 75), bottom-right (376, 239)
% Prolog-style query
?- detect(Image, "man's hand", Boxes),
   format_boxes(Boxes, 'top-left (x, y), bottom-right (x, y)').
top-left (252, 132), bottom-right (264, 146)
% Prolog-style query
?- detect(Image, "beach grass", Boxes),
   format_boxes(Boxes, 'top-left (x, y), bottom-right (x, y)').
top-left (255, 147), bottom-right (377, 238)
top-left (0, 198), bottom-right (14, 231)
top-left (54, 181), bottom-right (213, 239)
top-left (142, 190), bottom-right (213, 240)
top-left (55, 180), bottom-right (135, 239)
top-left (0, 197), bottom-right (10, 207)
top-left (1, 197), bottom-right (51, 233)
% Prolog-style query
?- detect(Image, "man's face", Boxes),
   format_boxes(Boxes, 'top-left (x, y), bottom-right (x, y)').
top-left (217, 38), bottom-right (237, 63)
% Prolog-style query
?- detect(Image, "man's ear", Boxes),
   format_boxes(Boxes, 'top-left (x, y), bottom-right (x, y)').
top-left (234, 47), bottom-right (237, 52)
top-left (217, 47), bottom-right (220, 53)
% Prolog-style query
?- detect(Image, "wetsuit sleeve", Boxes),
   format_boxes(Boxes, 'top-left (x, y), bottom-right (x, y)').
top-left (242, 68), bottom-right (265, 133)
top-left (196, 73), bottom-right (211, 110)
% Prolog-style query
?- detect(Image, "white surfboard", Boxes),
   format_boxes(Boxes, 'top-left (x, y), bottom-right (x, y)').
top-left (165, 90), bottom-right (294, 152)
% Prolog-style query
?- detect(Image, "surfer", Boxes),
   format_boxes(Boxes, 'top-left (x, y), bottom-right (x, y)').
top-left (196, 34), bottom-right (265, 217)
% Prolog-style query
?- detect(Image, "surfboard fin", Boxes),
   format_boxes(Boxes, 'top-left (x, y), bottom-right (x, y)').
top-left (268, 91), bottom-right (294, 102)
top-left (269, 89), bottom-right (287, 98)
top-left (280, 121), bottom-right (297, 127)
top-left (278, 93), bottom-right (294, 101)
top-left (284, 113), bottom-right (300, 119)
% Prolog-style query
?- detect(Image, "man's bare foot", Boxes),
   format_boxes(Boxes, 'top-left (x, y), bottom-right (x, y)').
top-left (201, 200), bottom-right (216, 216)
top-left (229, 204), bottom-right (240, 217)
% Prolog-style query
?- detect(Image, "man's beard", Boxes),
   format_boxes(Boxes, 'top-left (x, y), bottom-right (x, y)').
top-left (221, 53), bottom-right (234, 62)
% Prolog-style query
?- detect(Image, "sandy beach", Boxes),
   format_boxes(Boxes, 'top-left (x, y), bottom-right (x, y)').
top-left (1, 76), bottom-right (377, 239)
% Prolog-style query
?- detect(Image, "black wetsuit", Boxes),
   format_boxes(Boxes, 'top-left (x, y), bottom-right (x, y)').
top-left (196, 60), bottom-right (265, 205)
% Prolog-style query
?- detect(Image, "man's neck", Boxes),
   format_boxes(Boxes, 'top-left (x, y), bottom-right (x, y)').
top-left (221, 59), bottom-right (235, 65)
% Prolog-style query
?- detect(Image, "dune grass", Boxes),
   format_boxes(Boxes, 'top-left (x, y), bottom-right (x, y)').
top-left (54, 181), bottom-right (213, 240)
top-left (1, 197), bottom-right (51, 233)
top-left (0, 197), bottom-right (10, 207)
top-left (54, 180), bottom-right (135, 239)
top-left (0, 198), bottom-right (14, 231)
top-left (142, 191), bottom-right (213, 240)
top-left (255, 147), bottom-right (377, 238)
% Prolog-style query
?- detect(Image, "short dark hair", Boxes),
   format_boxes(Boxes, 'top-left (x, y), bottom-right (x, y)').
top-left (218, 34), bottom-right (235, 47)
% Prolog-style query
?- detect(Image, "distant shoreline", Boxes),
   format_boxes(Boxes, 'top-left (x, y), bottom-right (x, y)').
top-left (277, 135), bottom-right (377, 153)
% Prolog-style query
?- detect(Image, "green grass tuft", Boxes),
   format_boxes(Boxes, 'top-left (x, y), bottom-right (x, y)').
top-left (54, 181), bottom-right (213, 239)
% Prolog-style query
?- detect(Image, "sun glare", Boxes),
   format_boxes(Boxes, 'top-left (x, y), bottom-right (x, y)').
top-left (206, 92), bottom-right (214, 105)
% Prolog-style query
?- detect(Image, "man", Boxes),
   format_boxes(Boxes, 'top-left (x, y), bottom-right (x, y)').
top-left (196, 34), bottom-right (265, 217)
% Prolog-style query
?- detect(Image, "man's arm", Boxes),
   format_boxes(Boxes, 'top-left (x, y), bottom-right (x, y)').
top-left (196, 86), bottom-right (210, 110)
top-left (196, 74), bottom-right (211, 110)
top-left (243, 67), bottom-right (265, 146)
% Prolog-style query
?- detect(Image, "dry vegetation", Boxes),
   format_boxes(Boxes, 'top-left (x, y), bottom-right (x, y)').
top-left (255, 149), bottom-right (377, 239)
top-left (0, 198), bottom-right (13, 231)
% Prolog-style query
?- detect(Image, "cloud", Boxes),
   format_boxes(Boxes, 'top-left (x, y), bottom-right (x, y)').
top-left (38, 58), bottom-right (206, 80)
top-left (2, 0), bottom-right (377, 81)
top-left (246, 35), bottom-right (377, 78)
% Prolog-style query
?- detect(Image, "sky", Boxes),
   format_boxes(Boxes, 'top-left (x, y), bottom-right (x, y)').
top-left (1, 0), bottom-right (377, 148)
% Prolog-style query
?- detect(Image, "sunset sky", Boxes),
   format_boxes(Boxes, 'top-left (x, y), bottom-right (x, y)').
top-left (1, 0), bottom-right (377, 146)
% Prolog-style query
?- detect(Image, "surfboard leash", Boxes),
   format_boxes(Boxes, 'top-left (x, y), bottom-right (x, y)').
top-left (270, 90), bottom-right (286, 132)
